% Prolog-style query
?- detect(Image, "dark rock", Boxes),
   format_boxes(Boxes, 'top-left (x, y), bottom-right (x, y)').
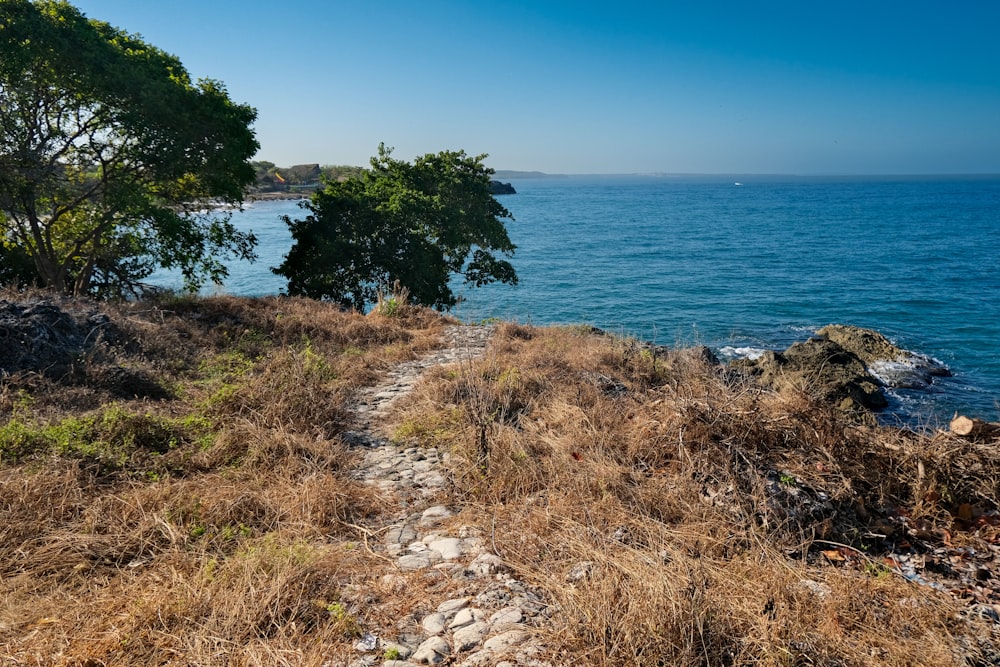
top-left (729, 325), bottom-right (955, 414)
top-left (731, 335), bottom-right (887, 412)
top-left (489, 180), bottom-right (516, 195)
top-left (816, 325), bottom-right (904, 366)
top-left (817, 324), bottom-right (951, 390)
top-left (0, 299), bottom-right (118, 377)
top-left (685, 345), bottom-right (720, 367)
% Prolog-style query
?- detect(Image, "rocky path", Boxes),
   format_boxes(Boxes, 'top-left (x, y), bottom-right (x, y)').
top-left (343, 325), bottom-right (553, 667)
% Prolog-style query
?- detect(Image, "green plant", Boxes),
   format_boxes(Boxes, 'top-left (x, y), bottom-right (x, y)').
top-left (0, 404), bottom-right (212, 469)
top-left (325, 601), bottom-right (361, 637)
top-left (220, 523), bottom-right (252, 541)
top-left (383, 646), bottom-right (401, 661)
top-left (299, 338), bottom-right (336, 381)
top-left (863, 560), bottom-right (892, 579)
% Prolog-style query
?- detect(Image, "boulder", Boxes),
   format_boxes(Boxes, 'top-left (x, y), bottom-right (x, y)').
top-left (729, 325), bottom-right (954, 413)
top-left (817, 324), bottom-right (951, 389)
top-left (815, 325), bottom-right (905, 366)
top-left (731, 335), bottom-right (887, 412)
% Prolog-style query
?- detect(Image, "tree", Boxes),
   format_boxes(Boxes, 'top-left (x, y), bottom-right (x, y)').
top-left (273, 144), bottom-right (518, 311)
top-left (0, 0), bottom-right (259, 297)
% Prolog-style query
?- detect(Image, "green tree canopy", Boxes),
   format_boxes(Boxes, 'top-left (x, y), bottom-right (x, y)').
top-left (0, 0), bottom-right (259, 297)
top-left (273, 144), bottom-right (518, 311)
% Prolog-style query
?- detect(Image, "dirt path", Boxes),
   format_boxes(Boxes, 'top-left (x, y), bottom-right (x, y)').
top-left (341, 324), bottom-right (553, 667)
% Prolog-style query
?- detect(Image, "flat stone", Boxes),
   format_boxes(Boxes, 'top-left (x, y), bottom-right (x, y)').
top-left (354, 632), bottom-right (379, 651)
top-left (433, 562), bottom-right (464, 575)
top-left (474, 587), bottom-right (512, 608)
top-left (383, 661), bottom-right (418, 667)
top-left (381, 640), bottom-right (413, 659)
top-left (398, 552), bottom-right (440, 571)
top-left (482, 630), bottom-right (530, 652)
top-left (380, 574), bottom-right (407, 593)
top-left (414, 471), bottom-right (445, 488)
top-left (436, 597), bottom-right (470, 615)
top-left (469, 553), bottom-right (506, 576)
top-left (488, 607), bottom-right (523, 632)
top-left (428, 537), bottom-right (463, 560)
top-left (421, 612), bottom-right (447, 635)
top-left (412, 636), bottom-right (450, 664)
top-left (421, 505), bottom-right (453, 521)
top-left (566, 560), bottom-right (593, 582)
top-left (458, 651), bottom-right (497, 667)
top-left (451, 621), bottom-right (487, 652)
top-left (458, 537), bottom-right (485, 556)
top-left (448, 607), bottom-right (477, 629)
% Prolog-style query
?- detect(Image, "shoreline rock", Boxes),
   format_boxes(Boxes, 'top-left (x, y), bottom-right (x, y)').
top-left (727, 324), bottom-right (951, 415)
top-left (488, 180), bottom-right (516, 195)
top-left (817, 324), bottom-right (951, 390)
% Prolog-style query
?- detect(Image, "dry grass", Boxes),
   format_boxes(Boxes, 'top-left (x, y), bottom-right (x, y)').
top-left (0, 294), bottom-right (447, 666)
top-left (393, 322), bottom-right (1000, 666)
top-left (5, 297), bottom-right (1000, 665)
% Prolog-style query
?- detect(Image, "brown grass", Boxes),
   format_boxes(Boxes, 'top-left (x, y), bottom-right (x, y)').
top-left (0, 294), bottom-right (446, 665)
top-left (393, 322), bottom-right (1000, 666)
top-left (4, 297), bottom-right (1000, 665)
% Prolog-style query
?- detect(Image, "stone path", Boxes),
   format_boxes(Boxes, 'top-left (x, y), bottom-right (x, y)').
top-left (343, 325), bottom-right (554, 667)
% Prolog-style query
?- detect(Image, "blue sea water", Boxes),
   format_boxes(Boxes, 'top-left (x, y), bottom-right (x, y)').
top-left (151, 175), bottom-right (1000, 424)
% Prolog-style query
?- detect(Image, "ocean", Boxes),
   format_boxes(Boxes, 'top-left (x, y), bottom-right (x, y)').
top-left (150, 175), bottom-right (1000, 425)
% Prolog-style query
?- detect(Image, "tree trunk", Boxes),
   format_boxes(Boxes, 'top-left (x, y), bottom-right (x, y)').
top-left (950, 414), bottom-right (1000, 441)
top-left (32, 251), bottom-right (67, 294)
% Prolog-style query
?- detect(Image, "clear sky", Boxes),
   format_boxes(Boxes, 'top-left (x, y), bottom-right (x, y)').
top-left (69, 0), bottom-right (1000, 175)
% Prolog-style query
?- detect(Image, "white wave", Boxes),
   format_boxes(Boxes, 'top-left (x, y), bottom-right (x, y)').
top-left (718, 345), bottom-right (768, 361)
top-left (869, 354), bottom-right (951, 390)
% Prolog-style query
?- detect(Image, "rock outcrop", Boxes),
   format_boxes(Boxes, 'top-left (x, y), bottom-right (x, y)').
top-left (817, 324), bottom-right (951, 390)
top-left (731, 335), bottom-right (887, 412)
top-left (489, 180), bottom-right (516, 195)
top-left (729, 325), bottom-right (952, 415)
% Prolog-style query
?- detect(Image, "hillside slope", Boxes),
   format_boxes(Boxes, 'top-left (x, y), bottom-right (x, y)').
top-left (1, 294), bottom-right (999, 666)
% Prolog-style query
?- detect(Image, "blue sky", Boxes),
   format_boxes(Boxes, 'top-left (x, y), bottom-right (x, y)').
top-left (70, 1), bottom-right (1000, 174)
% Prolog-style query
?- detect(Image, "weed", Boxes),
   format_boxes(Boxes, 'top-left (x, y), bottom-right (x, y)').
top-left (372, 281), bottom-right (410, 318)
top-left (326, 601), bottom-right (361, 637)
top-left (0, 403), bottom-right (211, 469)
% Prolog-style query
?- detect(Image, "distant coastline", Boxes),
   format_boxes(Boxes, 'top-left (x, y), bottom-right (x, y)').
top-left (246, 191), bottom-right (310, 201)
top-left (491, 170), bottom-right (1000, 182)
